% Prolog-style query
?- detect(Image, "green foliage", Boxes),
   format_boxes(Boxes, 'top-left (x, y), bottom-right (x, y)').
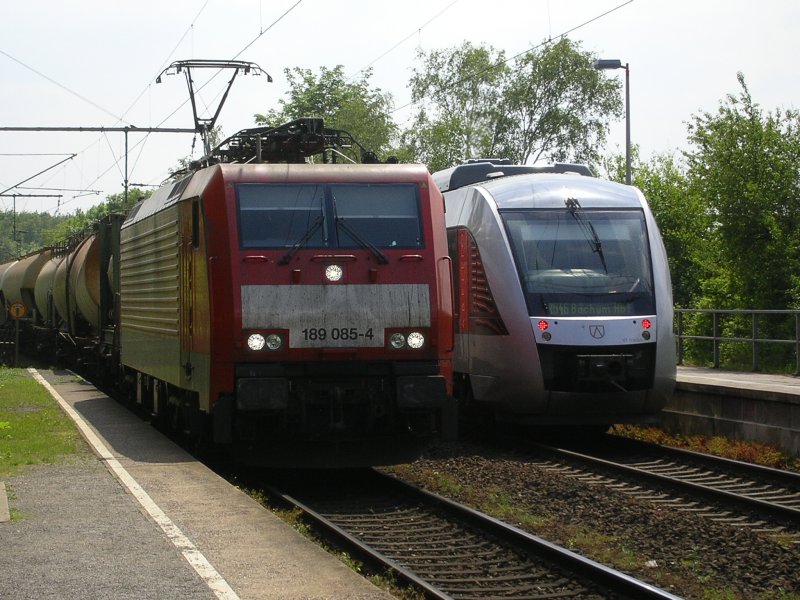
top-left (493, 38), bottom-right (623, 164)
top-left (0, 367), bottom-right (85, 478)
top-left (404, 42), bottom-right (507, 171)
top-left (254, 66), bottom-right (397, 162)
top-left (0, 210), bottom-right (68, 262)
top-left (685, 72), bottom-right (800, 310)
top-left (677, 310), bottom-right (799, 372)
top-left (0, 188), bottom-right (150, 263)
top-left (634, 152), bottom-right (709, 308)
top-left (403, 38), bottom-right (623, 171)
top-left (598, 148), bottom-right (709, 309)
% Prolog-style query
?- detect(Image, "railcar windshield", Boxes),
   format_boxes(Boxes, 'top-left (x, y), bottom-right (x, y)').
top-left (237, 183), bottom-right (423, 249)
top-left (502, 209), bottom-right (656, 316)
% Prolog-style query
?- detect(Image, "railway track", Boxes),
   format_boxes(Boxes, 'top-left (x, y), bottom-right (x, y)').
top-left (528, 436), bottom-right (800, 542)
top-left (262, 469), bottom-right (680, 600)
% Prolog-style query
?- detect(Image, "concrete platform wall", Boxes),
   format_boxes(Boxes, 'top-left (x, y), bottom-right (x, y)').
top-left (661, 380), bottom-right (800, 457)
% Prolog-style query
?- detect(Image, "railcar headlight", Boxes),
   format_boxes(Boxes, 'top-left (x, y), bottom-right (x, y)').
top-left (407, 331), bottom-right (425, 349)
top-left (390, 333), bottom-right (406, 349)
top-left (265, 333), bottom-right (283, 350)
top-left (247, 333), bottom-right (266, 351)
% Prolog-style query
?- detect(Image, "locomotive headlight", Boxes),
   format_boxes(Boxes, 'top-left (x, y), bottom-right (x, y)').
top-left (265, 334), bottom-right (283, 350)
top-left (390, 333), bottom-right (406, 349)
top-left (407, 331), bottom-right (425, 349)
top-left (247, 333), bottom-right (266, 351)
top-left (325, 264), bottom-right (343, 282)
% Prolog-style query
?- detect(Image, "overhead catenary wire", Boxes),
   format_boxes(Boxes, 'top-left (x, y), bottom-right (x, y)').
top-left (54, 2), bottom-right (214, 210)
top-left (57, 0), bottom-right (306, 209)
top-left (0, 2), bottom-right (214, 211)
top-left (346, 0), bottom-right (462, 81)
top-left (389, 0), bottom-right (634, 117)
top-left (0, 49), bottom-right (133, 126)
top-left (4, 1), bottom-right (631, 214)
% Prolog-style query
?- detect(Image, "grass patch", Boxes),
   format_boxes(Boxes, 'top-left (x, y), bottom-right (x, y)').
top-left (0, 367), bottom-right (85, 478)
top-left (612, 424), bottom-right (800, 472)
top-left (479, 485), bottom-right (551, 529)
top-left (564, 529), bottom-right (642, 570)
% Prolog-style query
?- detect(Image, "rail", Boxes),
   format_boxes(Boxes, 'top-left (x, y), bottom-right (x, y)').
top-left (674, 308), bottom-right (800, 373)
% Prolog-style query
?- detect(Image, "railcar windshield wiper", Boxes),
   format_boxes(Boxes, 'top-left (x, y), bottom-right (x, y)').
top-left (278, 215), bottom-right (324, 265)
top-left (336, 217), bottom-right (389, 264)
top-left (565, 197), bottom-right (608, 273)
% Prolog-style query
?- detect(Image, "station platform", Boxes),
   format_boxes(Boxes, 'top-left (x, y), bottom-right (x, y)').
top-left (0, 368), bottom-right (392, 600)
top-left (676, 365), bottom-right (800, 399)
top-left (669, 366), bottom-right (800, 456)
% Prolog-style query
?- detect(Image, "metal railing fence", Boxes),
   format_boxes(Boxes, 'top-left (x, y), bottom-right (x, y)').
top-left (674, 308), bottom-right (800, 374)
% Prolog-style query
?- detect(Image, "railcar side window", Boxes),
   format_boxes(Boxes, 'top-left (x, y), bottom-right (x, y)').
top-left (237, 184), bottom-right (326, 249)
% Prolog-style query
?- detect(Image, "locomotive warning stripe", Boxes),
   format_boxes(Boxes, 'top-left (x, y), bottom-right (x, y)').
top-left (241, 284), bottom-right (431, 348)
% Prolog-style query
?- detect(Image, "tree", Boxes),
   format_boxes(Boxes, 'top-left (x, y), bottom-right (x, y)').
top-left (685, 73), bottom-right (800, 310)
top-left (495, 38), bottom-right (623, 164)
top-left (634, 153), bottom-right (709, 308)
top-left (404, 42), bottom-right (507, 171)
top-left (599, 148), bottom-right (709, 308)
top-left (403, 38), bottom-right (623, 171)
top-left (0, 210), bottom-right (67, 262)
top-left (40, 188), bottom-right (151, 245)
top-left (255, 66), bottom-right (397, 162)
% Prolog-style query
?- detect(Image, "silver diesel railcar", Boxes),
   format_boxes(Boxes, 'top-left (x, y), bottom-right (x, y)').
top-left (434, 160), bottom-right (676, 428)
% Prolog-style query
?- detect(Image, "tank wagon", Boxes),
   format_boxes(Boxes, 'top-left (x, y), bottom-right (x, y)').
top-left (0, 218), bottom-right (121, 359)
top-left (434, 159), bottom-right (675, 429)
top-left (2, 119), bottom-right (456, 466)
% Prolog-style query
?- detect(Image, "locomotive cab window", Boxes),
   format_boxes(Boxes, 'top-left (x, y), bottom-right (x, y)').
top-left (332, 184), bottom-right (422, 249)
top-left (502, 209), bottom-right (656, 316)
top-left (237, 184), bottom-right (326, 249)
top-left (236, 182), bottom-right (423, 250)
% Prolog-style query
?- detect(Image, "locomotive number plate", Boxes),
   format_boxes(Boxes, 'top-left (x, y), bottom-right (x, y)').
top-left (300, 327), bottom-right (375, 343)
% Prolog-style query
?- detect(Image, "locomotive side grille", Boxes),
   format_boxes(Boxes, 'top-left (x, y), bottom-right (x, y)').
top-left (119, 212), bottom-right (180, 335)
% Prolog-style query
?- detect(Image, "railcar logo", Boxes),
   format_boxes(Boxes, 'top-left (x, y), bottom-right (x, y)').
top-left (589, 325), bottom-right (605, 339)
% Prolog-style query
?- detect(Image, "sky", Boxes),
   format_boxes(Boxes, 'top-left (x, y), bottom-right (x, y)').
top-left (1, 0), bottom-right (798, 215)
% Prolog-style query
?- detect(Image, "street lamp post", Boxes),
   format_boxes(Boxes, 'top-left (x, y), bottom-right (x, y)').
top-left (594, 59), bottom-right (630, 185)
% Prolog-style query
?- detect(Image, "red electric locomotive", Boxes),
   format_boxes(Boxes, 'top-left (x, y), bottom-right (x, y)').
top-left (118, 119), bottom-right (456, 465)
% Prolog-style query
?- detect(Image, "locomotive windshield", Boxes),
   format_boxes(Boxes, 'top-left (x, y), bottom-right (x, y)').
top-left (502, 209), bottom-right (656, 316)
top-left (237, 183), bottom-right (423, 249)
